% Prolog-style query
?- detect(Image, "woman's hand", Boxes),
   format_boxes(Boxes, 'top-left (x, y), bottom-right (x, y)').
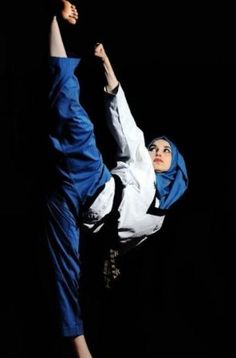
top-left (94, 43), bottom-right (108, 62)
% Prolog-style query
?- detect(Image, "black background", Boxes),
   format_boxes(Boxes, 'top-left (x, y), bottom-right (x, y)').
top-left (1, 1), bottom-right (234, 357)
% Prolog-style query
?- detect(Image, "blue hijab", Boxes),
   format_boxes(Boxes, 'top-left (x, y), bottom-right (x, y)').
top-left (148, 136), bottom-right (188, 210)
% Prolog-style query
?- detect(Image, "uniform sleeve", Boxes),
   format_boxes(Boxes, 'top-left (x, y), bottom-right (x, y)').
top-left (104, 85), bottom-right (150, 167)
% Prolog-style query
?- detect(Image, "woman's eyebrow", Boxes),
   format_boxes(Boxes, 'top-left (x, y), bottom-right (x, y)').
top-left (164, 145), bottom-right (171, 149)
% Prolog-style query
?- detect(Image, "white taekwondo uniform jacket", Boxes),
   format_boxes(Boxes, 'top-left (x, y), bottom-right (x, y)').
top-left (83, 84), bottom-right (165, 248)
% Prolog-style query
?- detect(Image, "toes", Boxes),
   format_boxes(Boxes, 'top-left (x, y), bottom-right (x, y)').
top-left (68, 15), bottom-right (77, 24)
top-left (59, 0), bottom-right (79, 24)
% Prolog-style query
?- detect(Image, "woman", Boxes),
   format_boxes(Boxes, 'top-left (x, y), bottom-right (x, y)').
top-left (45, 1), bottom-right (188, 356)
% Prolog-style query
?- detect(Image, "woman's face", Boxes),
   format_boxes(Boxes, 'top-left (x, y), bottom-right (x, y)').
top-left (148, 139), bottom-right (172, 172)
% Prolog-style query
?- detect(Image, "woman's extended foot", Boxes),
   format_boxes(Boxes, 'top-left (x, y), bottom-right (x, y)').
top-left (60, 0), bottom-right (79, 24)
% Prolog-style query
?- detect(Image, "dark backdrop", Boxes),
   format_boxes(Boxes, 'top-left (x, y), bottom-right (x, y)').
top-left (1, 1), bottom-right (234, 357)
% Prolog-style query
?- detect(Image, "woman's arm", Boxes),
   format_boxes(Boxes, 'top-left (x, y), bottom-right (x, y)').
top-left (95, 43), bottom-right (151, 167)
top-left (94, 43), bottom-right (119, 93)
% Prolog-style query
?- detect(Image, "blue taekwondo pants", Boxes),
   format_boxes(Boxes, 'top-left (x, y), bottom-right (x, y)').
top-left (46, 57), bottom-right (111, 337)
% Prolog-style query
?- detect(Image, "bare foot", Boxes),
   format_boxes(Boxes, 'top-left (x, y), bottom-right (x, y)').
top-left (60, 0), bottom-right (79, 25)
